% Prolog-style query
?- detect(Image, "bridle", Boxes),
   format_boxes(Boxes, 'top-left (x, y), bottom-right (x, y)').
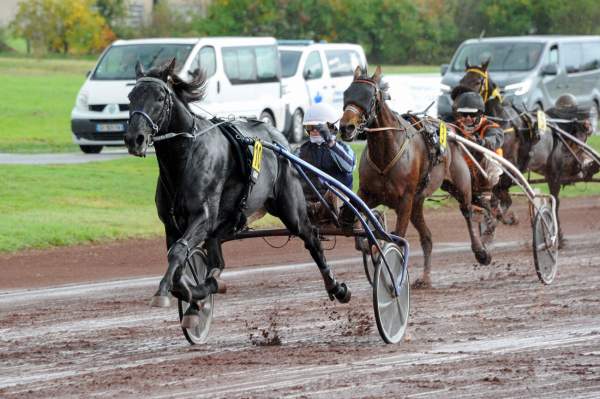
top-left (128, 77), bottom-right (227, 154)
top-left (343, 78), bottom-right (404, 135)
top-left (465, 68), bottom-right (502, 104)
top-left (130, 77), bottom-right (175, 141)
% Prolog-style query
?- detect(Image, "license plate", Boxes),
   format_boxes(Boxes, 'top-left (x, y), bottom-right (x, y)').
top-left (96, 123), bottom-right (124, 132)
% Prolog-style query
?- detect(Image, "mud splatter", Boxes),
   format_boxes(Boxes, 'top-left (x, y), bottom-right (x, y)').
top-left (245, 310), bottom-right (282, 346)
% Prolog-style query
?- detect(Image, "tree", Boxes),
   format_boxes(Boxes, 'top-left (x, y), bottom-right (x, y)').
top-left (11, 0), bottom-right (115, 55)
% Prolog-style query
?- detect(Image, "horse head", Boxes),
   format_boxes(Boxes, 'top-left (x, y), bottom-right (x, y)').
top-left (125, 58), bottom-right (206, 157)
top-left (452, 58), bottom-right (495, 103)
top-left (339, 65), bottom-right (389, 141)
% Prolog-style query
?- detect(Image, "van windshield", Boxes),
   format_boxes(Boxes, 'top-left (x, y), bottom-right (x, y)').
top-left (451, 42), bottom-right (544, 72)
top-left (280, 50), bottom-right (302, 78)
top-left (92, 44), bottom-right (194, 80)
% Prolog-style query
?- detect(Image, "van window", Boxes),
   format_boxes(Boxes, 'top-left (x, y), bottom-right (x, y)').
top-left (451, 42), bottom-right (544, 72)
top-left (303, 51), bottom-right (323, 80)
top-left (325, 50), bottom-right (361, 77)
top-left (562, 43), bottom-right (582, 74)
top-left (93, 44), bottom-right (194, 80)
top-left (280, 50), bottom-right (302, 78)
top-left (193, 46), bottom-right (216, 77)
top-left (222, 45), bottom-right (279, 84)
top-left (581, 42), bottom-right (600, 71)
top-left (545, 45), bottom-right (559, 66)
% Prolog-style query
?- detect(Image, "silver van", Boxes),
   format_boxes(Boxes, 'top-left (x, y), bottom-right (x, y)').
top-left (438, 36), bottom-right (600, 131)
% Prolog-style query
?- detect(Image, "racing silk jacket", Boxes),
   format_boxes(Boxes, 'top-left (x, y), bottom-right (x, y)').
top-left (297, 140), bottom-right (356, 196)
top-left (458, 116), bottom-right (504, 154)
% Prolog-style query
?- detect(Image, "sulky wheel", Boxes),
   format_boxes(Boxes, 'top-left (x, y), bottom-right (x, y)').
top-left (373, 243), bottom-right (410, 344)
top-left (532, 204), bottom-right (559, 285)
top-left (178, 248), bottom-right (214, 344)
top-left (357, 209), bottom-right (387, 286)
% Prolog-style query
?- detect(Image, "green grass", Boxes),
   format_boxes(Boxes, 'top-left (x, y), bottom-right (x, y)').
top-left (0, 157), bottom-right (162, 252)
top-left (380, 64), bottom-right (440, 74)
top-left (0, 56), bottom-right (95, 153)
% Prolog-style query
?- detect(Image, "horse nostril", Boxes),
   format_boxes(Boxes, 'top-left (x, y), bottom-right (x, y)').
top-left (136, 134), bottom-right (145, 146)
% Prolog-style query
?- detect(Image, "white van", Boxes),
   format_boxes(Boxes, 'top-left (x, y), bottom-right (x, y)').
top-left (278, 42), bottom-right (368, 142)
top-left (71, 37), bottom-right (285, 153)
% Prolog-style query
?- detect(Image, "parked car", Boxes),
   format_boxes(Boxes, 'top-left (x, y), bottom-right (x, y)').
top-left (438, 35), bottom-right (600, 132)
top-left (278, 41), bottom-right (368, 142)
top-left (71, 37), bottom-right (285, 153)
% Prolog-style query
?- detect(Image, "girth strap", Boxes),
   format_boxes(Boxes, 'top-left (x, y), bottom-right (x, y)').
top-left (366, 138), bottom-right (409, 176)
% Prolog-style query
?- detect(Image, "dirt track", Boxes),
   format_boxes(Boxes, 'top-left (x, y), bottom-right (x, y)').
top-left (1, 196), bottom-right (599, 398)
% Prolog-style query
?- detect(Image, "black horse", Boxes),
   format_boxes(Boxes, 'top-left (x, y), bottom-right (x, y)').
top-left (124, 59), bottom-right (350, 328)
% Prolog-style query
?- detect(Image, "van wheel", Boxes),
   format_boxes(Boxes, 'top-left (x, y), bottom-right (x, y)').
top-left (289, 109), bottom-right (304, 143)
top-left (259, 111), bottom-right (275, 127)
top-left (590, 101), bottom-right (599, 135)
top-left (80, 145), bottom-right (103, 154)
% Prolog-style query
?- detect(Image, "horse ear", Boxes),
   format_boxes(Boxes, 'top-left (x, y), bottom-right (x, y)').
top-left (465, 57), bottom-right (471, 70)
top-left (160, 58), bottom-right (176, 81)
top-left (372, 65), bottom-right (382, 82)
top-left (135, 61), bottom-right (145, 79)
top-left (354, 66), bottom-right (362, 80)
top-left (482, 58), bottom-right (490, 71)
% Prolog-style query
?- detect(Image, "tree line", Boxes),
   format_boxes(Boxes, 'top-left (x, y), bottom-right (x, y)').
top-left (6, 0), bottom-right (600, 63)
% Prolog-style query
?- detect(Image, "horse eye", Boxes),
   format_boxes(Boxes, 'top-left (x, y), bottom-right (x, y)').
top-left (158, 96), bottom-right (165, 102)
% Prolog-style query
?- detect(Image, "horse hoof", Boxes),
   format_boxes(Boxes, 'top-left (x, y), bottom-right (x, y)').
top-left (329, 283), bottom-right (351, 303)
top-left (502, 211), bottom-right (519, 226)
top-left (411, 278), bottom-right (432, 290)
top-left (475, 250), bottom-right (492, 266)
top-left (149, 295), bottom-right (170, 308)
top-left (181, 314), bottom-right (201, 329)
top-left (213, 277), bottom-right (227, 294)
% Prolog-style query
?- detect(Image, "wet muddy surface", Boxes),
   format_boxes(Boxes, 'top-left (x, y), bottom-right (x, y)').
top-left (0, 196), bottom-right (599, 398)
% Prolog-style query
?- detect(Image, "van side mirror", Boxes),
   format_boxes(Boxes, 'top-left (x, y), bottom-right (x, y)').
top-left (541, 64), bottom-right (558, 76)
top-left (303, 69), bottom-right (312, 80)
top-left (440, 64), bottom-right (449, 76)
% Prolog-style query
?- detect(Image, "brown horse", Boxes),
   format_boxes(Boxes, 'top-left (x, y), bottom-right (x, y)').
top-left (452, 59), bottom-right (537, 226)
top-left (339, 66), bottom-right (491, 288)
top-left (455, 60), bottom-right (597, 246)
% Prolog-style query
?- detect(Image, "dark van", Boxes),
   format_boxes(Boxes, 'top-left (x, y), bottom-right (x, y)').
top-left (438, 36), bottom-right (600, 131)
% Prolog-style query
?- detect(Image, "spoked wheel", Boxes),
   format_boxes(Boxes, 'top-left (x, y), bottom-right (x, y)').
top-left (357, 209), bottom-right (386, 286)
top-left (532, 204), bottom-right (559, 284)
top-left (373, 243), bottom-right (410, 344)
top-left (177, 248), bottom-right (214, 344)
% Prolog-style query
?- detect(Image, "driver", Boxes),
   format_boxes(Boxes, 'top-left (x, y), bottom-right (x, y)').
top-left (546, 94), bottom-right (598, 178)
top-left (297, 102), bottom-right (356, 225)
top-left (452, 92), bottom-right (504, 193)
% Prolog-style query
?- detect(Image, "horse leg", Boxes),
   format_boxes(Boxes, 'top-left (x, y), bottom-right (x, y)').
top-left (150, 223), bottom-right (181, 308)
top-left (409, 196), bottom-right (433, 289)
top-left (445, 179), bottom-right (492, 266)
top-left (547, 176), bottom-right (564, 248)
top-left (181, 237), bottom-right (225, 329)
top-left (493, 175), bottom-right (518, 225)
top-left (270, 177), bottom-right (351, 303)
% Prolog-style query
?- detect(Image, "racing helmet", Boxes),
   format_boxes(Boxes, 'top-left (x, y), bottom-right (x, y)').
top-left (453, 92), bottom-right (485, 115)
top-left (554, 93), bottom-right (578, 114)
top-left (303, 102), bottom-right (339, 126)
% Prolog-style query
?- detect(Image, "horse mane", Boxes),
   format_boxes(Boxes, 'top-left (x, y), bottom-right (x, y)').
top-left (144, 60), bottom-right (207, 107)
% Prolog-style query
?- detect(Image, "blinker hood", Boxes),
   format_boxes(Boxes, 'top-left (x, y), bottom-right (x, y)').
top-left (343, 82), bottom-right (376, 113)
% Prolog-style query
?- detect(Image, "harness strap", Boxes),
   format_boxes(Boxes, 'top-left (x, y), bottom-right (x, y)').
top-left (364, 126), bottom-right (406, 133)
top-left (366, 138), bottom-right (409, 176)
